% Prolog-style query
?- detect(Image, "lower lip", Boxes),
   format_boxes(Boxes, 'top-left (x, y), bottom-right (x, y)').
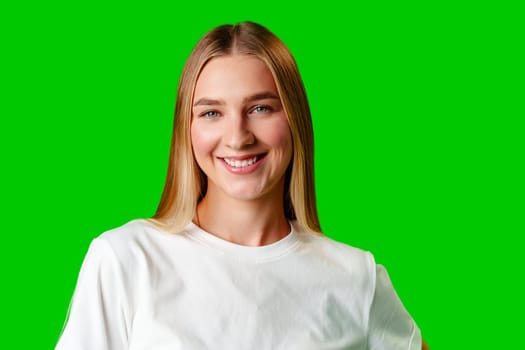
top-left (219, 154), bottom-right (267, 175)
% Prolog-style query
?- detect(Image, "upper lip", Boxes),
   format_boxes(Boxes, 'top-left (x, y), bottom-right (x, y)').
top-left (218, 153), bottom-right (266, 160)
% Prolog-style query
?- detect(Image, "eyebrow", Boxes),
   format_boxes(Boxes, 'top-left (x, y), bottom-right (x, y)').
top-left (193, 91), bottom-right (280, 107)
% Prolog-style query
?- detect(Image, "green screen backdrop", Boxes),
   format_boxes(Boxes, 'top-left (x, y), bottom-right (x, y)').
top-left (1, 1), bottom-right (522, 349)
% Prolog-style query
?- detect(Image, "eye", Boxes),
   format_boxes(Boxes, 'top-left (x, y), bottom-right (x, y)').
top-left (199, 110), bottom-right (220, 119)
top-left (251, 105), bottom-right (273, 114)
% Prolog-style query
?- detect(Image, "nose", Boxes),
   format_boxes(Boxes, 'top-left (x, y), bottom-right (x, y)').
top-left (224, 114), bottom-right (255, 150)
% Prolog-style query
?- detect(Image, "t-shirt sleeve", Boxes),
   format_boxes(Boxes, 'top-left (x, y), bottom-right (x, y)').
top-left (55, 238), bottom-right (130, 350)
top-left (367, 264), bottom-right (421, 350)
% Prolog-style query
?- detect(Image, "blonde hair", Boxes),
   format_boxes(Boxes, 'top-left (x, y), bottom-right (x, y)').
top-left (147, 22), bottom-right (321, 234)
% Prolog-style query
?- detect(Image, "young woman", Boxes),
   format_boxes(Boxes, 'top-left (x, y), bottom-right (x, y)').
top-left (56, 21), bottom-right (428, 350)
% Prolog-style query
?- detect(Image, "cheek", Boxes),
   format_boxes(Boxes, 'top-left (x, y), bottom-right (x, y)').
top-left (190, 122), bottom-right (217, 160)
top-left (263, 118), bottom-right (293, 154)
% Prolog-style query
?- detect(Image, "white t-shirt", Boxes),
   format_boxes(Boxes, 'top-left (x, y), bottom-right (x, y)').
top-left (56, 219), bottom-right (421, 350)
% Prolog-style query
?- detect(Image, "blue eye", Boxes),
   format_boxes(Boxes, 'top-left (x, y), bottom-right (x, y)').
top-left (200, 111), bottom-right (219, 118)
top-left (252, 105), bottom-right (272, 113)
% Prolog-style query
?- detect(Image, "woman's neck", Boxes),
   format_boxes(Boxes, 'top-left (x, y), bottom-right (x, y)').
top-left (195, 191), bottom-right (290, 247)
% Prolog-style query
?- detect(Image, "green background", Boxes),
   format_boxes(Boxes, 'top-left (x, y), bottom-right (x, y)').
top-left (1, 1), bottom-right (522, 349)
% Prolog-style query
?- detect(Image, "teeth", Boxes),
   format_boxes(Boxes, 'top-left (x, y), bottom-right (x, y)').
top-left (224, 156), bottom-right (258, 168)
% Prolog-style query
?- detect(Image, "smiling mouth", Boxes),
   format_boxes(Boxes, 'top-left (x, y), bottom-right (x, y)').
top-left (220, 153), bottom-right (267, 168)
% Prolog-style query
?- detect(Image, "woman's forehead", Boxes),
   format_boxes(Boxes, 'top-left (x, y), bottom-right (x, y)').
top-left (193, 55), bottom-right (279, 103)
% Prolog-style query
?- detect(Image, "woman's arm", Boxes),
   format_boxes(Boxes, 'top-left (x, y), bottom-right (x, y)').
top-left (56, 238), bottom-right (130, 349)
top-left (366, 264), bottom-right (425, 350)
top-left (422, 339), bottom-right (430, 350)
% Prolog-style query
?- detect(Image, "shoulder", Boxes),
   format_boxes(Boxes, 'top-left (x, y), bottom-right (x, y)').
top-left (96, 218), bottom-right (156, 245)
top-left (292, 222), bottom-right (376, 279)
top-left (97, 218), bottom-right (190, 246)
top-left (90, 218), bottom-right (191, 266)
top-left (294, 222), bottom-right (375, 264)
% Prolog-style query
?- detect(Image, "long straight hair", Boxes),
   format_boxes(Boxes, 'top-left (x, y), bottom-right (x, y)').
top-left (148, 22), bottom-right (321, 234)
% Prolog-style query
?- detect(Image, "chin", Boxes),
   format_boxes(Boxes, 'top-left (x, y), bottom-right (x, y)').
top-left (224, 189), bottom-right (265, 202)
top-left (220, 182), bottom-right (272, 202)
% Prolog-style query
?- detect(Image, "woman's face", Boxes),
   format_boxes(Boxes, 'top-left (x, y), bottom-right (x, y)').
top-left (191, 55), bottom-right (292, 203)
